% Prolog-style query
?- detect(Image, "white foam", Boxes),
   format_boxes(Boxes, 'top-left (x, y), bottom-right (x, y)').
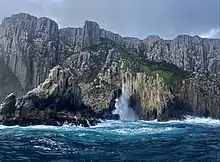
top-left (112, 88), bottom-right (138, 120)
top-left (153, 115), bottom-right (220, 127)
top-left (22, 125), bottom-right (60, 130)
top-left (90, 120), bottom-right (179, 136)
top-left (184, 115), bottom-right (220, 125)
top-left (110, 127), bottom-right (176, 135)
top-left (34, 146), bottom-right (52, 151)
top-left (0, 125), bottom-right (7, 129)
top-left (86, 119), bottom-right (91, 127)
top-left (91, 120), bottom-right (123, 128)
top-left (1, 115), bottom-right (219, 134)
top-left (0, 125), bottom-right (19, 129)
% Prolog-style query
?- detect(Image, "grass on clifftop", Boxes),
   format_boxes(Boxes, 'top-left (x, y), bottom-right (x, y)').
top-left (117, 44), bottom-right (189, 85)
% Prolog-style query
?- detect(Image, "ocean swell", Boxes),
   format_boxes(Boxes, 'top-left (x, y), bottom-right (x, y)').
top-left (0, 116), bottom-right (220, 161)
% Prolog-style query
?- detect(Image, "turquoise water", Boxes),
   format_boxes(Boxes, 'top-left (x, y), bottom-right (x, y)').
top-left (0, 116), bottom-right (220, 161)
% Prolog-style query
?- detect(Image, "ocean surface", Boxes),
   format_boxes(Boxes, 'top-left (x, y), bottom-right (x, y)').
top-left (0, 116), bottom-right (220, 162)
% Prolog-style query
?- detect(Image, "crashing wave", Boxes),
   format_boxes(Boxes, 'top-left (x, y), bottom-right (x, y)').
top-left (112, 88), bottom-right (138, 120)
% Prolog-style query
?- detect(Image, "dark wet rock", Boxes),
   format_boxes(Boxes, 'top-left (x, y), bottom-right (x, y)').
top-left (105, 114), bottom-right (120, 120)
top-left (77, 117), bottom-right (90, 127)
top-left (88, 118), bottom-right (101, 126)
top-left (81, 104), bottom-right (98, 119)
top-left (42, 119), bottom-right (61, 126)
top-left (140, 109), bottom-right (158, 121)
top-left (2, 119), bottom-right (19, 126)
top-left (0, 93), bottom-right (16, 117)
top-left (97, 108), bottom-right (120, 120)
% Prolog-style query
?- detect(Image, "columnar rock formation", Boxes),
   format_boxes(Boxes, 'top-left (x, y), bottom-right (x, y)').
top-left (0, 13), bottom-right (220, 121)
top-left (0, 13), bottom-right (59, 92)
top-left (122, 73), bottom-right (171, 119)
top-left (178, 74), bottom-right (220, 118)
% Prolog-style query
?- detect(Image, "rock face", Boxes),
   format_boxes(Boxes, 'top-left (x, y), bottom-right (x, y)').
top-left (0, 13), bottom-right (59, 93)
top-left (65, 42), bottom-right (190, 121)
top-left (0, 58), bottom-right (23, 101)
top-left (178, 74), bottom-right (220, 118)
top-left (142, 36), bottom-right (220, 74)
top-left (0, 13), bottom-right (220, 121)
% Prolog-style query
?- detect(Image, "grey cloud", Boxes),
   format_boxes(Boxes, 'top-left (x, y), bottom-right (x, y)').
top-left (0, 0), bottom-right (219, 39)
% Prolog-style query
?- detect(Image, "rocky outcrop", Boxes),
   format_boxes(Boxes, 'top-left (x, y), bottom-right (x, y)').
top-left (16, 65), bottom-right (82, 113)
top-left (58, 27), bottom-right (83, 60)
top-left (0, 66), bottom-right (100, 126)
top-left (0, 93), bottom-right (16, 119)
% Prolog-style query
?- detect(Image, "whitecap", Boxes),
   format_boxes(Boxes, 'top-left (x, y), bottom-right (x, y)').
top-left (0, 125), bottom-right (19, 129)
top-left (184, 115), bottom-right (220, 126)
top-left (33, 146), bottom-right (52, 151)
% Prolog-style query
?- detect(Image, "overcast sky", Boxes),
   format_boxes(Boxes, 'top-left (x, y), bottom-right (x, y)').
top-left (0, 0), bottom-right (219, 39)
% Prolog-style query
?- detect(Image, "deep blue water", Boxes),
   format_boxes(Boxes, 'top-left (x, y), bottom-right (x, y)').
top-left (0, 116), bottom-right (220, 162)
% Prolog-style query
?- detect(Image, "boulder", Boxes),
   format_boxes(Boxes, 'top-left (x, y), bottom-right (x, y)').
top-left (0, 93), bottom-right (16, 117)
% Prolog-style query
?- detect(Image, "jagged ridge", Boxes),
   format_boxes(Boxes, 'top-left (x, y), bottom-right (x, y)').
top-left (0, 13), bottom-right (220, 121)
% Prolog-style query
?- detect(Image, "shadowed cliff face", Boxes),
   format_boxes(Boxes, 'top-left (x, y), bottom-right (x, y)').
top-left (0, 13), bottom-right (220, 120)
top-left (178, 74), bottom-right (220, 118)
top-left (0, 58), bottom-right (23, 101)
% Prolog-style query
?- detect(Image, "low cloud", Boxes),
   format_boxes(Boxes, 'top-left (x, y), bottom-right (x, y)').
top-left (199, 28), bottom-right (220, 38)
top-left (28, 0), bottom-right (64, 5)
